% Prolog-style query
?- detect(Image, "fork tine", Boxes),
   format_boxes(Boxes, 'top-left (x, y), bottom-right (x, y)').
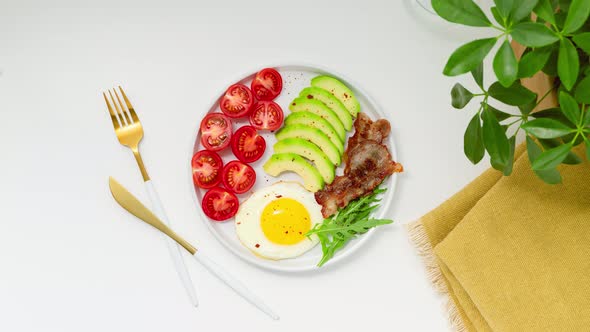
top-left (110, 89), bottom-right (131, 125)
top-left (113, 88), bottom-right (134, 124)
top-left (103, 92), bottom-right (121, 130)
top-left (118, 86), bottom-right (140, 123)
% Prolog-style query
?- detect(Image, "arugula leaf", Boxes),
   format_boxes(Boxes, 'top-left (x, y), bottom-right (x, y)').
top-left (306, 187), bottom-right (393, 267)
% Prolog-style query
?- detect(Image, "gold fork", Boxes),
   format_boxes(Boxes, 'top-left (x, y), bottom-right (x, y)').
top-left (103, 87), bottom-right (198, 307)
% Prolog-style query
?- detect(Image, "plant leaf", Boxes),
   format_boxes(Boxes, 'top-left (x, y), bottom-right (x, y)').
top-left (526, 136), bottom-right (562, 183)
top-left (573, 32), bottom-right (590, 54)
top-left (451, 83), bottom-right (474, 108)
top-left (558, 91), bottom-right (582, 125)
top-left (485, 103), bottom-right (513, 121)
top-left (532, 142), bottom-right (572, 170)
top-left (432, 0), bottom-right (492, 27)
top-left (558, 38), bottom-right (580, 91)
top-left (539, 138), bottom-right (583, 164)
top-left (471, 63), bottom-right (484, 88)
top-left (558, 0), bottom-right (571, 12)
top-left (511, 22), bottom-right (559, 47)
top-left (518, 46), bottom-right (552, 78)
top-left (482, 108), bottom-right (511, 171)
top-left (443, 38), bottom-right (497, 76)
top-left (518, 98), bottom-right (537, 115)
top-left (503, 135), bottom-right (516, 175)
top-left (491, 6), bottom-right (505, 26)
top-left (534, 107), bottom-right (569, 123)
top-left (488, 81), bottom-right (537, 105)
top-left (494, 0), bottom-right (513, 19)
top-left (574, 75), bottom-right (590, 103)
top-left (464, 112), bottom-right (485, 164)
top-left (563, 0), bottom-right (590, 34)
top-left (521, 118), bottom-right (574, 138)
top-left (584, 109), bottom-right (590, 127)
top-left (586, 136), bottom-right (590, 161)
top-left (542, 46), bottom-right (559, 76)
top-left (493, 40), bottom-right (519, 87)
top-left (534, 0), bottom-right (556, 25)
top-left (512, 0), bottom-right (539, 22)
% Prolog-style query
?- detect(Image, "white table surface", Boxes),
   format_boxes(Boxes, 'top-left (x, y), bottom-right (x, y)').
top-left (0, 1), bottom-right (497, 331)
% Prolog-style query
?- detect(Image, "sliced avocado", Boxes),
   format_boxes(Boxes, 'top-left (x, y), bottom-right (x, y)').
top-left (263, 153), bottom-right (324, 192)
top-left (284, 112), bottom-right (344, 155)
top-left (299, 87), bottom-right (352, 131)
top-left (289, 97), bottom-right (346, 140)
top-left (274, 138), bottom-right (335, 184)
top-left (311, 75), bottom-right (360, 117)
top-left (275, 124), bottom-right (341, 165)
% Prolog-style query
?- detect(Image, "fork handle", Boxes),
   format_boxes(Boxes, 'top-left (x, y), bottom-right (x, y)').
top-left (145, 180), bottom-right (199, 307)
top-left (192, 251), bottom-right (279, 320)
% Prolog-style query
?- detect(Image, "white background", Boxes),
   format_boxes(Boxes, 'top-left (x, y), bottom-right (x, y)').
top-left (0, 1), bottom-right (496, 331)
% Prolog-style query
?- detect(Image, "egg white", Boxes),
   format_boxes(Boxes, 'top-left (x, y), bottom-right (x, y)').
top-left (235, 181), bottom-right (322, 260)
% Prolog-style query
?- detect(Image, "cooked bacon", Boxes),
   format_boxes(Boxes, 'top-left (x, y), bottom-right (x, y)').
top-left (315, 113), bottom-right (403, 218)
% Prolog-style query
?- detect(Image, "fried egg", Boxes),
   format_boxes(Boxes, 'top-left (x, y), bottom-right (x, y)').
top-left (235, 182), bottom-right (322, 260)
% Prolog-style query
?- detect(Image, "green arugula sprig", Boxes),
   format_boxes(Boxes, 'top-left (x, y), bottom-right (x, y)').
top-left (306, 187), bottom-right (393, 267)
top-left (434, 0), bottom-right (590, 183)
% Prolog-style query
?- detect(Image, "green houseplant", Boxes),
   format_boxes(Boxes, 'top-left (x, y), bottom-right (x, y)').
top-left (434, 0), bottom-right (590, 183)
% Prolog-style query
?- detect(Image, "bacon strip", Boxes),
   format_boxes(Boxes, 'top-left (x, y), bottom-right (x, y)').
top-left (315, 113), bottom-right (403, 218)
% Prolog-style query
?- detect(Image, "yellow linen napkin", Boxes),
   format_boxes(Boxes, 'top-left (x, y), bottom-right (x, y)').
top-left (408, 144), bottom-right (590, 331)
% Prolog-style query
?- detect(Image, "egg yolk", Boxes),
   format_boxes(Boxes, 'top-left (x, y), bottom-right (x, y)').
top-left (260, 198), bottom-right (311, 245)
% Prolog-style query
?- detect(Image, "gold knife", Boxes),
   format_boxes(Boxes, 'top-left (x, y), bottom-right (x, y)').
top-left (108, 177), bottom-right (279, 320)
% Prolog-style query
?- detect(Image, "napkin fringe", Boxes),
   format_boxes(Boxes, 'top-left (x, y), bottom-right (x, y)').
top-left (406, 220), bottom-right (468, 332)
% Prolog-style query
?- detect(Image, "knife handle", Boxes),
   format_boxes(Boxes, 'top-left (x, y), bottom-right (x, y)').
top-left (192, 251), bottom-right (279, 320)
top-left (145, 180), bottom-right (199, 307)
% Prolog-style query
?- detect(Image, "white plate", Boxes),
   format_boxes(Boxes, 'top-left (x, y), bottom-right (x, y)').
top-left (190, 64), bottom-right (398, 272)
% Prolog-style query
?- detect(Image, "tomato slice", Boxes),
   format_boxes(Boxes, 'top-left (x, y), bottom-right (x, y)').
top-left (249, 101), bottom-right (284, 131)
top-left (220, 83), bottom-right (254, 118)
top-left (251, 68), bottom-right (283, 101)
top-left (191, 150), bottom-right (223, 189)
top-left (231, 126), bottom-right (266, 163)
top-left (222, 160), bottom-right (256, 194)
top-left (202, 187), bottom-right (239, 221)
top-left (200, 113), bottom-right (232, 151)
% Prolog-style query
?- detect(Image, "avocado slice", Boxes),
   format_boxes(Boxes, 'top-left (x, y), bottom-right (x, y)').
top-left (299, 87), bottom-right (353, 131)
top-left (274, 138), bottom-right (335, 184)
top-left (263, 153), bottom-right (324, 192)
top-left (284, 112), bottom-right (344, 155)
top-left (275, 124), bottom-right (341, 165)
top-left (289, 97), bottom-right (346, 140)
top-left (311, 76), bottom-right (360, 117)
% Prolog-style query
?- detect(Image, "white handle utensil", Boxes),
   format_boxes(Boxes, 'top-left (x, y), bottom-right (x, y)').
top-left (193, 251), bottom-right (279, 320)
top-left (109, 177), bottom-right (279, 320)
top-left (145, 180), bottom-right (199, 307)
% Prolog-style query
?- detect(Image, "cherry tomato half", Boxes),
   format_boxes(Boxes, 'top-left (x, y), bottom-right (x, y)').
top-left (251, 68), bottom-right (283, 101)
top-left (231, 126), bottom-right (266, 163)
top-left (200, 113), bottom-right (232, 151)
top-left (222, 160), bottom-right (256, 194)
top-left (191, 150), bottom-right (223, 189)
top-left (202, 187), bottom-right (239, 222)
top-left (220, 83), bottom-right (254, 118)
top-left (249, 100), bottom-right (284, 131)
